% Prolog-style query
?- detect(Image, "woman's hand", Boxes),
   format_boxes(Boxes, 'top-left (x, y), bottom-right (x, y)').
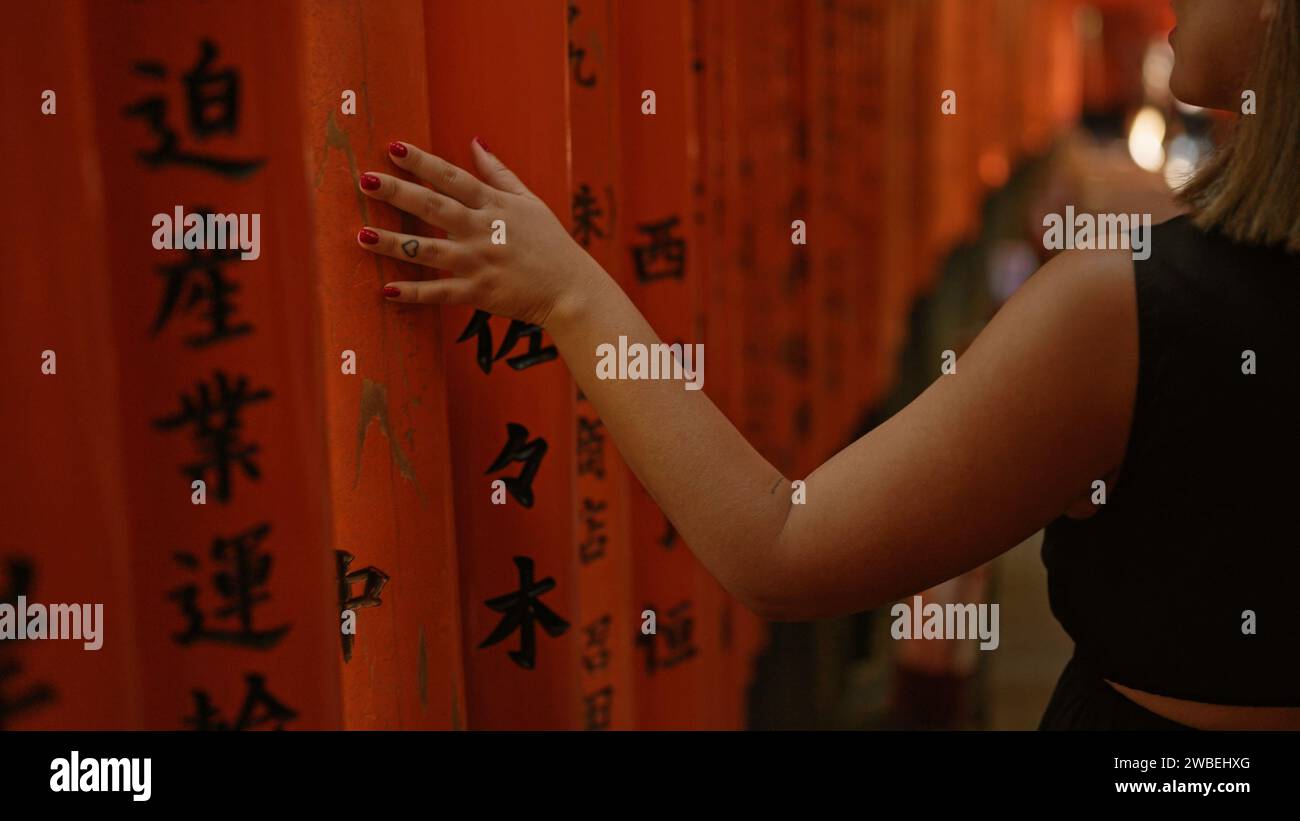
top-left (355, 138), bottom-right (601, 328)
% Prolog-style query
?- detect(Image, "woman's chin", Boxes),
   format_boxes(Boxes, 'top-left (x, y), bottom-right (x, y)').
top-left (1168, 73), bottom-right (1219, 111)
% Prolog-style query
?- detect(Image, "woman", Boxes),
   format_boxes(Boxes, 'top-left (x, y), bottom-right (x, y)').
top-left (354, 0), bottom-right (1299, 729)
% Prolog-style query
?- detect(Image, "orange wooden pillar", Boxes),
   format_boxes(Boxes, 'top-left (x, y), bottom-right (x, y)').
top-left (853, 0), bottom-right (897, 410)
top-left (930, 0), bottom-right (977, 256)
top-left (1046, 0), bottom-right (1085, 138)
top-left (83, 0), bottom-right (341, 729)
top-left (617, 0), bottom-right (729, 728)
top-left (697, 0), bottom-right (745, 441)
top-left (969, 1), bottom-right (1013, 195)
top-left (807, 0), bottom-right (865, 448)
top-left (997, 0), bottom-right (1031, 168)
top-left (425, 0), bottom-right (582, 729)
top-left (774, 0), bottom-right (815, 481)
top-left (909, 1), bottom-right (944, 296)
top-left (0, 0), bottom-right (141, 730)
top-left (302, 0), bottom-right (467, 729)
top-left (567, 0), bottom-right (637, 730)
top-left (880, 0), bottom-right (921, 392)
top-left (734, 0), bottom-right (803, 478)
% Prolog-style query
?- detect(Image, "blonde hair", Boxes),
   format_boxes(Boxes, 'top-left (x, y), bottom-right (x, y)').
top-left (1179, 0), bottom-right (1300, 253)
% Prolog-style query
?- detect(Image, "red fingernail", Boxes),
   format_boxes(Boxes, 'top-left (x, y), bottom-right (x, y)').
top-left (382, 286), bottom-right (401, 298)
top-left (359, 173), bottom-right (381, 191)
top-left (474, 135), bottom-right (490, 153)
top-left (388, 141), bottom-right (408, 158)
top-left (358, 228), bottom-right (379, 245)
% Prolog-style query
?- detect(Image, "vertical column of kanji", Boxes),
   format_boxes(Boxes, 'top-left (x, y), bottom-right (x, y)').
top-left (818, 0), bottom-right (871, 441)
top-left (697, 0), bottom-right (739, 434)
top-left (301, 0), bottom-right (466, 730)
top-left (731, 6), bottom-right (777, 476)
top-left (567, 0), bottom-right (637, 731)
top-left (0, 1), bottom-right (141, 730)
top-left (851, 0), bottom-right (898, 409)
top-left (745, 1), bottom-right (804, 481)
top-left (83, 0), bottom-right (341, 729)
top-left (618, 0), bottom-right (726, 728)
top-left (424, 0), bottom-right (580, 729)
top-left (774, 0), bottom-right (815, 482)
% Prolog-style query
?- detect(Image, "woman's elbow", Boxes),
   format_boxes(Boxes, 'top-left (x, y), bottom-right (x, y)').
top-left (728, 537), bottom-right (894, 622)
top-left (727, 545), bottom-right (841, 622)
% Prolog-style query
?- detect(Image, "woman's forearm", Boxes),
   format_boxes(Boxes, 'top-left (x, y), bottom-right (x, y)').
top-left (547, 262), bottom-right (794, 612)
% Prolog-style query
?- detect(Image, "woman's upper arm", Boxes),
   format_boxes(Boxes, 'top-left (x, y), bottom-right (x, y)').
top-left (764, 249), bottom-right (1140, 619)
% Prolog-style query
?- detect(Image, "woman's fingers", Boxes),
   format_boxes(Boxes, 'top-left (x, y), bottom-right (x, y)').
top-left (359, 172), bottom-right (474, 235)
top-left (356, 226), bottom-right (466, 270)
top-left (470, 137), bottom-right (530, 196)
top-left (387, 141), bottom-right (491, 209)
top-left (381, 278), bottom-right (478, 305)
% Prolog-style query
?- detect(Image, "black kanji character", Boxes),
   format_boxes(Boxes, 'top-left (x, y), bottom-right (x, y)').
top-left (579, 497), bottom-right (607, 564)
top-left (478, 556), bottom-right (570, 670)
top-left (168, 522), bottom-right (289, 649)
top-left (571, 183), bottom-right (606, 247)
top-left (568, 3), bottom-right (597, 87)
top-left (185, 672), bottom-right (297, 731)
top-left (336, 550), bottom-right (389, 663)
top-left (152, 215), bottom-right (251, 347)
top-left (0, 660), bottom-right (56, 731)
top-left (568, 43), bottom-right (597, 88)
top-left (576, 416), bottom-right (605, 479)
top-left (153, 370), bottom-right (272, 503)
top-left (0, 559), bottom-right (54, 730)
top-left (0, 557), bottom-right (33, 611)
top-left (637, 600), bottom-right (697, 674)
top-left (485, 423), bottom-right (548, 508)
top-left (456, 310), bottom-right (557, 374)
top-left (123, 39), bottom-right (265, 178)
top-left (583, 685), bottom-right (614, 730)
top-left (582, 614), bottom-right (611, 674)
top-left (631, 216), bottom-right (686, 282)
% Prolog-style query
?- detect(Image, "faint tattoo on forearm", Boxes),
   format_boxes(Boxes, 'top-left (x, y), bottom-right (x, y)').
top-left (769, 476), bottom-right (783, 495)
top-left (401, 239), bottom-right (419, 258)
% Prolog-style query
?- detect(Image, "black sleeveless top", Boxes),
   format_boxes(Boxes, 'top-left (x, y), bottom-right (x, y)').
top-left (1041, 215), bottom-right (1300, 707)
